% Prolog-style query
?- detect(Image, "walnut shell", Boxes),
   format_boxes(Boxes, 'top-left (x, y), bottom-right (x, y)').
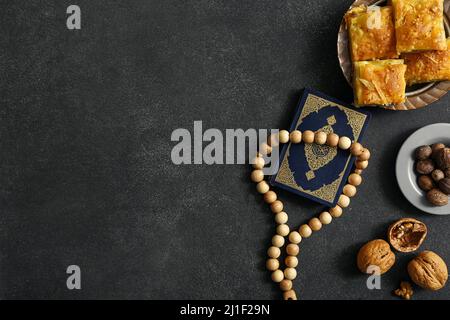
top-left (427, 188), bottom-right (449, 206)
top-left (435, 148), bottom-right (450, 170)
top-left (408, 251), bottom-right (448, 291)
top-left (445, 168), bottom-right (450, 178)
top-left (439, 178), bottom-right (450, 194)
top-left (416, 159), bottom-right (435, 175)
top-left (415, 145), bottom-right (432, 160)
top-left (357, 239), bottom-right (395, 274)
top-left (431, 143), bottom-right (446, 159)
top-left (388, 218), bottom-right (427, 253)
top-left (432, 169), bottom-right (445, 182)
top-left (418, 175), bottom-right (435, 191)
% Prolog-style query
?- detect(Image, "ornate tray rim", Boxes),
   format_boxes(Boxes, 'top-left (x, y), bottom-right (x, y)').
top-left (337, 0), bottom-right (450, 111)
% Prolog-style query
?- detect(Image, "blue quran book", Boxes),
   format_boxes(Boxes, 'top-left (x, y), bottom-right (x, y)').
top-left (270, 88), bottom-right (371, 207)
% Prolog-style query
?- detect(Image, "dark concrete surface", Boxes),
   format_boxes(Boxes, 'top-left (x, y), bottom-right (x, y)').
top-left (1, 0), bottom-right (450, 300)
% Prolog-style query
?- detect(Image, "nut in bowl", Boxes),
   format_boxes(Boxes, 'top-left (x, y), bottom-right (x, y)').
top-left (337, 0), bottom-right (450, 110)
top-left (396, 123), bottom-right (450, 214)
top-left (414, 142), bottom-right (450, 206)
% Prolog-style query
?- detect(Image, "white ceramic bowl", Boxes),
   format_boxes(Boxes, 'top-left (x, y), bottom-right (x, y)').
top-left (396, 123), bottom-right (450, 215)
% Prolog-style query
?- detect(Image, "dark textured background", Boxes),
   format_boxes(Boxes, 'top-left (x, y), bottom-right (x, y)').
top-left (1, 0), bottom-right (450, 300)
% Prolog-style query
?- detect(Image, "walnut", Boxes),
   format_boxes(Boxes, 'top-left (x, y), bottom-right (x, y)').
top-left (418, 175), bottom-right (435, 191)
top-left (431, 143), bottom-right (445, 159)
top-left (435, 148), bottom-right (450, 170)
top-left (388, 218), bottom-right (427, 253)
top-left (416, 159), bottom-right (435, 175)
top-left (407, 251), bottom-right (448, 291)
top-left (438, 177), bottom-right (450, 194)
top-left (394, 281), bottom-right (413, 300)
top-left (445, 168), bottom-right (450, 178)
top-left (426, 188), bottom-right (448, 206)
top-left (432, 169), bottom-right (445, 182)
top-left (415, 145), bottom-right (432, 160)
top-left (357, 239), bottom-right (395, 274)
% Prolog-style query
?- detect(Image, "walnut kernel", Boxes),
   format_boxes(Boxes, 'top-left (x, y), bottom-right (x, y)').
top-left (387, 218), bottom-right (427, 253)
top-left (394, 281), bottom-right (413, 300)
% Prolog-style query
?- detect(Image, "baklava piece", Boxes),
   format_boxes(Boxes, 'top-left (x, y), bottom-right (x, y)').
top-left (403, 38), bottom-right (450, 85)
top-left (391, 0), bottom-right (447, 53)
top-left (353, 60), bottom-right (407, 106)
top-left (345, 5), bottom-right (398, 61)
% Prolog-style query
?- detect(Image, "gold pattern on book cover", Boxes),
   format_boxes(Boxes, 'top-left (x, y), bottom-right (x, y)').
top-left (275, 94), bottom-right (367, 203)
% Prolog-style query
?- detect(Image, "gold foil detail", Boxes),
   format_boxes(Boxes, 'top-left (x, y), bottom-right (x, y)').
top-left (306, 170), bottom-right (315, 181)
top-left (304, 125), bottom-right (336, 172)
top-left (327, 115), bottom-right (336, 125)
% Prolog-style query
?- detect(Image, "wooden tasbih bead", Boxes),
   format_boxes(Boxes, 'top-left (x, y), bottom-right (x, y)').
top-left (319, 211), bottom-right (332, 225)
top-left (350, 142), bottom-right (363, 156)
top-left (279, 130), bottom-right (290, 144)
top-left (355, 160), bottom-right (368, 170)
top-left (276, 224), bottom-right (290, 237)
top-left (343, 184), bottom-right (357, 197)
top-left (329, 205), bottom-right (343, 218)
top-left (268, 133), bottom-right (280, 148)
top-left (299, 224), bottom-right (312, 238)
top-left (338, 195), bottom-right (350, 208)
top-left (267, 246), bottom-right (281, 259)
top-left (314, 131), bottom-right (327, 145)
top-left (263, 191), bottom-right (277, 204)
top-left (272, 235), bottom-right (285, 248)
top-left (359, 148), bottom-right (371, 161)
top-left (289, 130), bottom-right (302, 143)
top-left (279, 279), bottom-right (293, 291)
top-left (266, 259), bottom-right (279, 271)
top-left (251, 170), bottom-right (264, 183)
top-left (259, 142), bottom-right (272, 156)
top-left (284, 268), bottom-right (297, 280)
top-left (271, 269), bottom-right (284, 283)
top-left (326, 133), bottom-right (339, 147)
top-left (274, 212), bottom-right (288, 224)
top-left (338, 136), bottom-right (352, 150)
top-left (288, 231), bottom-right (302, 244)
top-left (270, 200), bottom-right (284, 213)
top-left (250, 129), bottom-right (371, 300)
top-left (252, 156), bottom-right (265, 169)
top-left (308, 218), bottom-right (322, 232)
top-left (302, 130), bottom-right (315, 144)
top-left (285, 256), bottom-right (298, 268)
top-left (256, 181), bottom-right (270, 194)
top-left (348, 173), bottom-right (362, 186)
top-left (283, 290), bottom-right (297, 300)
top-left (286, 243), bottom-right (300, 256)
